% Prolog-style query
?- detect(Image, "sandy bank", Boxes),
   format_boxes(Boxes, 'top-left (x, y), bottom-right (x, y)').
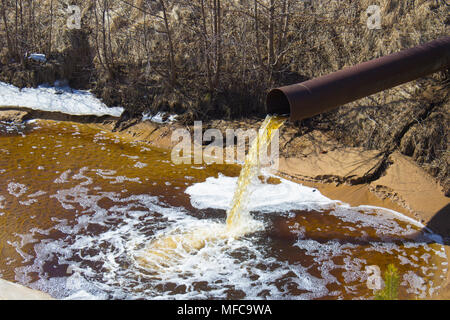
top-left (0, 279), bottom-right (53, 300)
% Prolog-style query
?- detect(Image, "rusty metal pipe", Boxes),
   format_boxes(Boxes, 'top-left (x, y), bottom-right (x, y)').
top-left (267, 36), bottom-right (450, 121)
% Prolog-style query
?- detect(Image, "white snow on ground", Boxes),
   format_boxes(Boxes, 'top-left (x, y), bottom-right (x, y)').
top-left (142, 112), bottom-right (177, 123)
top-left (0, 81), bottom-right (124, 117)
top-left (28, 53), bottom-right (47, 63)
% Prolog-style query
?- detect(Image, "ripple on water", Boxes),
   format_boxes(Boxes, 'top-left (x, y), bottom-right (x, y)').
top-left (0, 121), bottom-right (447, 300)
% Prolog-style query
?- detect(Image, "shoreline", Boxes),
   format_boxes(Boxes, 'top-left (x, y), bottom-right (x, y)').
top-left (0, 107), bottom-right (448, 299)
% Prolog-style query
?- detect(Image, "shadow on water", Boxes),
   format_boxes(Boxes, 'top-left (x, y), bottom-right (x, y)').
top-left (425, 203), bottom-right (450, 245)
top-left (272, 227), bottom-right (428, 247)
top-left (269, 207), bottom-right (449, 247)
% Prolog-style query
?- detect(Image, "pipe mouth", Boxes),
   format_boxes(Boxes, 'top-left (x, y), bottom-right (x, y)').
top-left (266, 88), bottom-right (291, 117)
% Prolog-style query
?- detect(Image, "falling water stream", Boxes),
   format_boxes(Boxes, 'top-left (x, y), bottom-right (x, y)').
top-left (135, 116), bottom-right (285, 269)
top-left (0, 118), bottom-right (447, 299)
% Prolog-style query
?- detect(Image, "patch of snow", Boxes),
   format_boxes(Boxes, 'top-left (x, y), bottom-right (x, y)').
top-left (0, 81), bottom-right (124, 117)
top-left (142, 112), bottom-right (177, 124)
top-left (28, 53), bottom-right (47, 63)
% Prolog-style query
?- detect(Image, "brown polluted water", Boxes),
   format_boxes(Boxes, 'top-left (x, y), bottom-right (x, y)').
top-left (135, 115), bottom-right (285, 269)
top-left (0, 119), bottom-right (447, 299)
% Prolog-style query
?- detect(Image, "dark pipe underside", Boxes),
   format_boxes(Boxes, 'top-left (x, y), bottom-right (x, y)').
top-left (267, 36), bottom-right (450, 121)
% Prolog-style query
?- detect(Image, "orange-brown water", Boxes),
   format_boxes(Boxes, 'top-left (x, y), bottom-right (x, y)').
top-left (0, 119), bottom-right (447, 299)
top-left (135, 116), bottom-right (286, 269)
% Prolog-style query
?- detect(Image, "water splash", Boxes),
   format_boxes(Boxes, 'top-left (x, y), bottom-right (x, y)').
top-left (226, 115), bottom-right (286, 231)
top-left (2, 120), bottom-right (446, 299)
top-left (136, 115), bottom-right (286, 269)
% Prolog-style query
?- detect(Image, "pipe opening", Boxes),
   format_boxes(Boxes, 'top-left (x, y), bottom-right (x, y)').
top-left (266, 89), bottom-right (291, 116)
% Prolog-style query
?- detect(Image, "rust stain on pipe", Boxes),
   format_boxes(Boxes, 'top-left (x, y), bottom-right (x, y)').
top-left (267, 36), bottom-right (450, 121)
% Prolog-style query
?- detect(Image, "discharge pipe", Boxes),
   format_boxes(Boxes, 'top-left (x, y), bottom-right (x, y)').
top-left (267, 36), bottom-right (450, 121)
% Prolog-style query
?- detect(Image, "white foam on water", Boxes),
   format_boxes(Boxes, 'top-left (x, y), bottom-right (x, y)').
top-left (185, 173), bottom-right (337, 213)
top-left (28, 190), bottom-right (47, 198)
top-left (328, 205), bottom-right (418, 238)
top-left (8, 175), bottom-right (448, 301)
top-left (92, 168), bottom-right (141, 184)
top-left (356, 205), bottom-right (425, 228)
top-left (134, 162), bottom-right (147, 169)
top-left (9, 168), bottom-right (339, 299)
top-left (54, 170), bottom-right (72, 184)
top-left (2, 121), bottom-right (446, 300)
top-left (6, 165), bottom-right (445, 300)
top-left (402, 271), bottom-right (428, 299)
top-left (7, 182), bottom-right (28, 198)
top-left (184, 173), bottom-right (448, 299)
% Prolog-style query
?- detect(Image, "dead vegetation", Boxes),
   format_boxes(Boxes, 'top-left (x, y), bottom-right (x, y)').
top-left (0, 0), bottom-right (449, 192)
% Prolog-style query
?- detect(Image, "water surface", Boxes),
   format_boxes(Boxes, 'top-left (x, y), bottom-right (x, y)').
top-left (0, 120), bottom-right (446, 299)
